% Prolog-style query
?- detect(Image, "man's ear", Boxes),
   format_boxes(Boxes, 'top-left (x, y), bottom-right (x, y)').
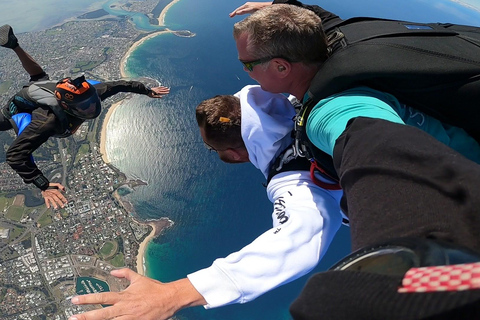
top-left (225, 148), bottom-right (249, 162)
top-left (272, 59), bottom-right (290, 78)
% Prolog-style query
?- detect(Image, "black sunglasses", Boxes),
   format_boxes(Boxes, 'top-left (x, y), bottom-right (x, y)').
top-left (203, 141), bottom-right (227, 153)
top-left (203, 140), bottom-right (245, 153)
top-left (240, 56), bottom-right (289, 72)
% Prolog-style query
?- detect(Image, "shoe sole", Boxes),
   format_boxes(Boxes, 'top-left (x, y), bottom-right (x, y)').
top-left (0, 24), bottom-right (12, 46)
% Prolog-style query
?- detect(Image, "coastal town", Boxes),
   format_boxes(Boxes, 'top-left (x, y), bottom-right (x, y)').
top-left (0, 0), bottom-right (181, 319)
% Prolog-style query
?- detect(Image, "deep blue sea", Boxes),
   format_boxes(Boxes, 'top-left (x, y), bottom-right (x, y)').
top-left (106, 1), bottom-right (352, 318)
top-left (101, 0), bottom-right (480, 319)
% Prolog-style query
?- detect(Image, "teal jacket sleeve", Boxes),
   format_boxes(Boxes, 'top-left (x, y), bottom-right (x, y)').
top-left (305, 87), bottom-right (405, 156)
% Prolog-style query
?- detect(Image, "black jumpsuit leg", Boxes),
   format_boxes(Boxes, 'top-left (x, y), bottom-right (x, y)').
top-left (333, 117), bottom-right (480, 253)
top-left (290, 117), bottom-right (480, 320)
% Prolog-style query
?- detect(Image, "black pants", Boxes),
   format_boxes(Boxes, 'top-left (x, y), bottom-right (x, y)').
top-left (290, 117), bottom-right (480, 320)
top-left (335, 117), bottom-right (480, 253)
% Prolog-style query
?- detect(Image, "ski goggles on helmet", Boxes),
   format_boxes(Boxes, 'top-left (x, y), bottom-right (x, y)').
top-left (55, 75), bottom-right (101, 120)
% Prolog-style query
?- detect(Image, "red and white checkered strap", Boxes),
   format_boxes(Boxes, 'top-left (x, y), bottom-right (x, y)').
top-left (398, 262), bottom-right (480, 293)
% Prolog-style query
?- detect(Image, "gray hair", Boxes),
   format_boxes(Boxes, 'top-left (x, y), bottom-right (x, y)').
top-left (233, 4), bottom-right (329, 64)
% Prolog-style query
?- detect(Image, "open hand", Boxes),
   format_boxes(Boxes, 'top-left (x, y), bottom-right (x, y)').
top-left (69, 268), bottom-right (206, 320)
top-left (148, 86), bottom-right (170, 98)
top-left (41, 183), bottom-right (67, 209)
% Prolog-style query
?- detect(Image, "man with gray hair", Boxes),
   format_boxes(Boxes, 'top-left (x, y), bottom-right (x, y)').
top-left (233, 4), bottom-right (329, 99)
top-left (233, 3), bottom-right (480, 319)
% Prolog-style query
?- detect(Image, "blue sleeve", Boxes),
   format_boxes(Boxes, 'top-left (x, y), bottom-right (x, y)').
top-left (306, 87), bottom-right (405, 156)
top-left (11, 113), bottom-right (35, 164)
top-left (12, 113), bottom-right (32, 135)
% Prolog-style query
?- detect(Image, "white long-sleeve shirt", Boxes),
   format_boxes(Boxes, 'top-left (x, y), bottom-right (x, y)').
top-left (188, 85), bottom-right (344, 308)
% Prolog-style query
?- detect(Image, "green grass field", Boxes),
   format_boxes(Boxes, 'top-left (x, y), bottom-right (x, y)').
top-left (99, 240), bottom-right (118, 259)
top-left (5, 206), bottom-right (24, 222)
top-left (9, 225), bottom-right (25, 240)
top-left (109, 252), bottom-right (125, 268)
top-left (38, 210), bottom-right (53, 227)
top-left (0, 196), bottom-right (13, 213)
top-left (74, 143), bottom-right (90, 164)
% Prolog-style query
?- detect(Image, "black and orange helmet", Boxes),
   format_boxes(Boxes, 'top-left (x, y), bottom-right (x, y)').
top-left (55, 75), bottom-right (101, 119)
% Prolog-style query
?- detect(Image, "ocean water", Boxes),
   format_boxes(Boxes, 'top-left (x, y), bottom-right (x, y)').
top-left (106, 1), bottom-right (350, 318)
top-left (104, 0), bottom-right (480, 319)
top-left (0, 0), bottom-right (105, 33)
top-left (105, 1), bottom-right (352, 319)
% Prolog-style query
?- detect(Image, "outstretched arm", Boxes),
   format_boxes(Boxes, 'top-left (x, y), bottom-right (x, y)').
top-left (69, 172), bottom-right (341, 318)
top-left (69, 269), bottom-right (206, 320)
top-left (229, 2), bottom-right (272, 17)
top-left (93, 81), bottom-right (170, 101)
top-left (187, 172), bottom-right (343, 307)
top-left (230, 1), bottom-right (343, 31)
top-left (6, 112), bottom-right (67, 208)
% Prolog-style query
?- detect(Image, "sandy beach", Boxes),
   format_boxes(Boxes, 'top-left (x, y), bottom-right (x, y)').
top-left (99, 100), bottom-right (122, 164)
top-left (136, 223), bottom-right (157, 275)
top-left (158, 0), bottom-right (181, 26)
top-left (136, 218), bottom-right (174, 275)
top-left (120, 0), bottom-right (182, 78)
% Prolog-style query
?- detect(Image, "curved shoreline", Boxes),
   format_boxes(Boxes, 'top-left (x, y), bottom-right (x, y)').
top-left (120, 0), bottom-right (182, 78)
top-left (136, 223), bottom-right (156, 275)
top-left (100, 0), bottom-right (183, 275)
top-left (102, 0), bottom-right (182, 167)
top-left (158, 0), bottom-right (180, 26)
top-left (120, 29), bottom-right (172, 78)
top-left (136, 218), bottom-right (174, 275)
top-left (100, 100), bottom-right (122, 164)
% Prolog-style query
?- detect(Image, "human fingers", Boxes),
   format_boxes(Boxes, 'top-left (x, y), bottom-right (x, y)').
top-left (49, 182), bottom-right (66, 191)
top-left (229, 2), bottom-right (271, 17)
top-left (68, 308), bottom-right (114, 320)
top-left (110, 268), bottom-right (141, 282)
top-left (43, 196), bottom-right (51, 209)
top-left (49, 189), bottom-right (67, 207)
top-left (69, 292), bottom-right (122, 320)
top-left (229, 3), bottom-right (249, 17)
top-left (150, 87), bottom-right (170, 97)
top-left (157, 86), bottom-right (170, 92)
top-left (53, 189), bottom-right (68, 204)
top-left (71, 292), bottom-right (120, 307)
top-left (42, 189), bottom-right (66, 209)
top-left (42, 192), bottom-right (58, 209)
